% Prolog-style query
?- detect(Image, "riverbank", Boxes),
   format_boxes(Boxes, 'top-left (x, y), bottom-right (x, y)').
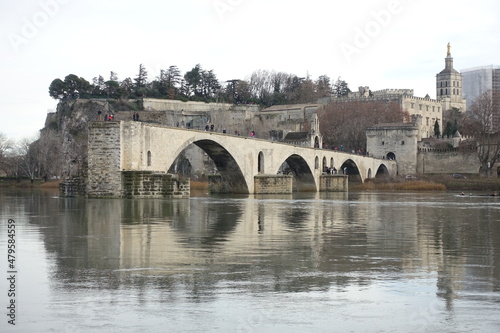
top-left (3, 175), bottom-right (500, 193)
top-left (0, 178), bottom-right (61, 188)
top-left (352, 174), bottom-right (500, 192)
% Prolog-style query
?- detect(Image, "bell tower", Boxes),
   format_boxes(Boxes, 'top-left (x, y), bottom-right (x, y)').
top-left (436, 43), bottom-right (466, 111)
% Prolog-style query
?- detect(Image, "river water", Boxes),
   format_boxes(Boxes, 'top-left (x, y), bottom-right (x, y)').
top-left (1, 189), bottom-right (499, 332)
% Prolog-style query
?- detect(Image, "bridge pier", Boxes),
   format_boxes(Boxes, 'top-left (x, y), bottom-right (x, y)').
top-left (254, 174), bottom-right (293, 194)
top-left (319, 175), bottom-right (348, 192)
top-left (122, 171), bottom-right (189, 198)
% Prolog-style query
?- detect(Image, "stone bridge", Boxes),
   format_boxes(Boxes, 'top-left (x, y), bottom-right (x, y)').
top-left (87, 121), bottom-right (397, 197)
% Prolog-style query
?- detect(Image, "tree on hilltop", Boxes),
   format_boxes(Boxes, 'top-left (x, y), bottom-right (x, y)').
top-left (49, 78), bottom-right (67, 100)
top-left (183, 64), bottom-right (221, 100)
top-left (120, 77), bottom-right (134, 97)
top-left (48, 74), bottom-right (90, 100)
top-left (332, 77), bottom-right (350, 97)
top-left (183, 64), bottom-right (202, 98)
top-left (110, 71), bottom-right (118, 82)
top-left (134, 64), bottom-right (148, 97)
top-left (316, 75), bottom-right (332, 98)
top-left (92, 75), bottom-right (106, 96)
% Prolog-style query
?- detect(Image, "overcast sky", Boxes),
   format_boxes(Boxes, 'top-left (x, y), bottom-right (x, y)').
top-left (1, 0), bottom-right (499, 141)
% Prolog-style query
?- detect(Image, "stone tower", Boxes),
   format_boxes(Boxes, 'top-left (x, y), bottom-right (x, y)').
top-left (436, 43), bottom-right (466, 111)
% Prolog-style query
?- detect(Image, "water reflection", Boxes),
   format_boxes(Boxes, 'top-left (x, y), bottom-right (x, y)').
top-left (1, 190), bottom-right (500, 331)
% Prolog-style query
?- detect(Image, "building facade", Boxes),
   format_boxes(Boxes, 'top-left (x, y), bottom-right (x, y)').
top-left (461, 65), bottom-right (500, 132)
top-left (436, 43), bottom-right (467, 112)
top-left (332, 44), bottom-right (466, 141)
top-left (461, 65), bottom-right (500, 109)
top-left (366, 44), bottom-right (474, 176)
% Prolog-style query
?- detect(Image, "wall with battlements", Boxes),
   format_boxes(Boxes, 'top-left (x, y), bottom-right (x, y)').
top-left (416, 147), bottom-right (479, 174)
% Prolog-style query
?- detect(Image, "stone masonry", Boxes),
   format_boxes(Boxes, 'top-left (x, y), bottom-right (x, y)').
top-left (87, 121), bottom-right (123, 197)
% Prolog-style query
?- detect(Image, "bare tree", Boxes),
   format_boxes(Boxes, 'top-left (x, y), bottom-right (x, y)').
top-left (16, 136), bottom-right (39, 181)
top-left (319, 100), bottom-right (409, 151)
top-left (0, 133), bottom-right (13, 174)
top-left (38, 129), bottom-right (63, 179)
top-left (468, 90), bottom-right (500, 175)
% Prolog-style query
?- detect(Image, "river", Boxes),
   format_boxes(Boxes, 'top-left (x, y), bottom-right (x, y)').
top-left (1, 189), bottom-right (499, 332)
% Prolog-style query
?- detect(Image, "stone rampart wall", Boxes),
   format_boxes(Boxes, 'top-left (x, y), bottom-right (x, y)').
top-left (417, 149), bottom-right (480, 174)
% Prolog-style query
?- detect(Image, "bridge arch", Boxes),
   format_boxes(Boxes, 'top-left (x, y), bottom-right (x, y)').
top-left (279, 154), bottom-right (316, 192)
top-left (340, 159), bottom-right (362, 183)
top-left (375, 163), bottom-right (390, 178)
top-left (168, 138), bottom-right (250, 193)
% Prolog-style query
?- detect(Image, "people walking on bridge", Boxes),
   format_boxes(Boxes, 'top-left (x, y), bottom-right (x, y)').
top-left (250, 130), bottom-right (255, 137)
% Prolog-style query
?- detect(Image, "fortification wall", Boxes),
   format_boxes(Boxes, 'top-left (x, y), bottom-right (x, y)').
top-left (141, 98), bottom-right (261, 113)
top-left (417, 148), bottom-right (479, 174)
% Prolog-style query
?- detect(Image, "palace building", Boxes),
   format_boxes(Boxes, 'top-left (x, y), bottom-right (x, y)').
top-left (366, 44), bottom-right (475, 176)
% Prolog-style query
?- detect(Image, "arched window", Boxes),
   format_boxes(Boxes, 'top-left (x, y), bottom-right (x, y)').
top-left (258, 151), bottom-right (264, 173)
top-left (330, 157), bottom-right (334, 168)
top-left (322, 157), bottom-right (327, 172)
top-left (315, 156), bottom-right (319, 169)
top-left (147, 151), bottom-right (152, 167)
